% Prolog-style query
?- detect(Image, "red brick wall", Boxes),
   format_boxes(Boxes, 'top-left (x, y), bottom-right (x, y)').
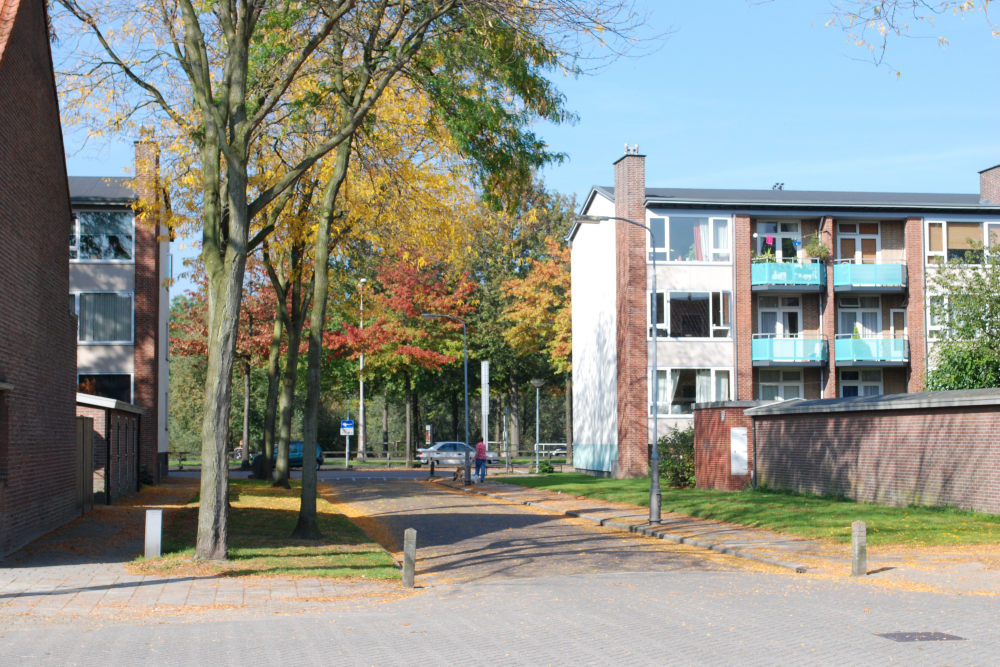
top-left (905, 217), bottom-right (926, 392)
top-left (980, 166), bottom-right (1000, 205)
top-left (694, 405), bottom-right (755, 491)
top-left (821, 216), bottom-right (837, 397)
top-left (755, 406), bottom-right (1000, 512)
top-left (76, 406), bottom-right (107, 498)
top-left (735, 215), bottom-right (753, 401)
top-left (614, 152), bottom-right (649, 478)
top-left (133, 142), bottom-right (162, 482)
top-left (0, 0), bottom-right (79, 556)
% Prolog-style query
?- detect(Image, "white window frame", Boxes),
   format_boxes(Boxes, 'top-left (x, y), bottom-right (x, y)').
top-left (758, 368), bottom-right (805, 401)
top-left (76, 372), bottom-right (134, 404)
top-left (647, 291), bottom-right (732, 340)
top-left (71, 291), bottom-right (136, 345)
top-left (925, 220), bottom-right (991, 266)
top-left (757, 295), bottom-right (803, 337)
top-left (70, 208), bottom-right (136, 265)
top-left (756, 221), bottom-right (803, 261)
top-left (836, 221), bottom-right (881, 263)
top-left (647, 215), bottom-right (733, 265)
top-left (889, 308), bottom-right (907, 338)
top-left (838, 295), bottom-right (881, 337)
top-left (927, 295), bottom-right (947, 341)
top-left (650, 367), bottom-right (733, 417)
top-left (840, 369), bottom-right (883, 397)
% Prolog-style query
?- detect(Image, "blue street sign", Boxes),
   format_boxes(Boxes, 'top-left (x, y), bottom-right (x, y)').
top-left (340, 419), bottom-right (355, 436)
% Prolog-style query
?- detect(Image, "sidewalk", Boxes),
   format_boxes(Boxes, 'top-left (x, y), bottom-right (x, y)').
top-left (435, 477), bottom-right (1000, 595)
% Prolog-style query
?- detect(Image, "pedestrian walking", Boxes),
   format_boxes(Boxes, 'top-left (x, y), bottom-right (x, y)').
top-left (475, 436), bottom-right (487, 483)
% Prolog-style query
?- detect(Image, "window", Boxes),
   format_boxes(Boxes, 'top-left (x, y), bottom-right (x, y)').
top-left (758, 295), bottom-right (801, 336)
top-left (927, 222), bottom-right (944, 265)
top-left (759, 369), bottom-right (803, 401)
top-left (838, 222), bottom-right (880, 264)
top-left (648, 216), bottom-right (731, 263)
top-left (71, 211), bottom-right (134, 261)
top-left (78, 374), bottom-right (132, 403)
top-left (926, 221), bottom-right (990, 264)
top-left (928, 295), bottom-right (948, 340)
top-left (76, 293), bottom-right (133, 343)
top-left (839, 296), bottom-right (880, 336)
top-left (653, 368), bottom-right (731, 415)
top-left (648, 291), bottom-right (732, 339)
top-left (756, 221), bottom-right (801, 262)
top-left (841, 369), bottom-right (882, 397)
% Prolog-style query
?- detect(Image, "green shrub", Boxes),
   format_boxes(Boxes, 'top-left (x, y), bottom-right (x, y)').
top-left (537, 461), bottom-right (555, 474)
top-left (656, 425), bottom-right (695, 487)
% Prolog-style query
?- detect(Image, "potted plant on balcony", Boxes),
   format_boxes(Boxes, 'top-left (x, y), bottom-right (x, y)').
top-left (804, 234), bottom-right (829, 261)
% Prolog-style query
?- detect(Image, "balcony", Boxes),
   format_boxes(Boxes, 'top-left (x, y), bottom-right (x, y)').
top-left (834, 335), bottom-right (909, 366)
top-left (832, 260), bottom-right (907, 293)
top-left (752, 334), bottom-right (828, 367)
top-left (751, 258), bottom-right (826, 292)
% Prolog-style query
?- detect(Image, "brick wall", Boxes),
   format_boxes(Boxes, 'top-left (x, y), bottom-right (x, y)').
top-left (755, 405), bottom-right (1000, 513)
top-left (0, 0), bottom-right (80, 557)
top-left (694, 403), bottom-right (757, 491)
top-left (821, 216), bottom-right (837, 398)
top-left (980, 166), bottom-right (1000, 204)
top-left (614, 152), bottom-right (649, 478)
top-left (881, 220), bottom-right (905, 261)
top-left (132, 142), bottom-right (162, 482)
top-left (76, 405), bottom-right (106, 500)
top-left (904, 217), bottom-right (926, 392)
top-left (735, 215), bottom-right (753, 401)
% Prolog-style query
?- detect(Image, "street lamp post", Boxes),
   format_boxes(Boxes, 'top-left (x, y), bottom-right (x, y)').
top-left (359, 278), bottom-right (366, 461)
top-left (575, 214), bottom-right (661, 525)
top-left (421, 313), bottom-right (469, 482)
top-left (530, 379), bottom-right (545, 472)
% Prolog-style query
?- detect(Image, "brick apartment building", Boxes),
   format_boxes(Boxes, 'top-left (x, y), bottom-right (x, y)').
top-left (69, 148), bottom-right (171, 482)
top-left (570, 148), bottom-right (1000, 478)
top-left (0, 0), bottom-right (81, 555)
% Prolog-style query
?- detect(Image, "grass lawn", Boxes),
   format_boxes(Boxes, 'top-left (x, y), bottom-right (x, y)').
top-left (493, 473), bottom-right (1000, 547)
top-left (129, 480), bottom-right (399, 580)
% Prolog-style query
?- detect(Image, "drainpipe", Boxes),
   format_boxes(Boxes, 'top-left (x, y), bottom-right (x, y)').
top-left (751, 414), bottom-right (758, 489)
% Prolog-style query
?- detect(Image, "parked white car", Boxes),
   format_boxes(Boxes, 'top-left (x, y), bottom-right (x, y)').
top-left (417, 441), bottom-right (501, 466)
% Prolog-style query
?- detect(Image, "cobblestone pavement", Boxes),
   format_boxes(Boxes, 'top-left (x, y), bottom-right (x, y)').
top-left (324, 479), bottom-right (761, 585)
top-left (2, 569), bottom-right (998, 666)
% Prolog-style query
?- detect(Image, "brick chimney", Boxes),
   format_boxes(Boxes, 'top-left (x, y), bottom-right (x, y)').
top-left (614, 145), bottom-right (649, 478)
top-left (980, 164), bottom-right (1000, 204)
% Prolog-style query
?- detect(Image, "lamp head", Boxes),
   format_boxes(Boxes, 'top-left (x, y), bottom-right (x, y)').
top-left (574, 215), bottom-right (607, 225)
top-left (420, 313), bottom-right (436, 320)
top-left (359, 278), bottom-right (367, 285)
top-left (530, 379), bottom-right (545, 388)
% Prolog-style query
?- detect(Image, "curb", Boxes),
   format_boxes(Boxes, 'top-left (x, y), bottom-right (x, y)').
top-left (431, 479), bottom-right (808, 574)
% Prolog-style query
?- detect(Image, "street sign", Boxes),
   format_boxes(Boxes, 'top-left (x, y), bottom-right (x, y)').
top-left (340, 419), bottom-right (355, 436)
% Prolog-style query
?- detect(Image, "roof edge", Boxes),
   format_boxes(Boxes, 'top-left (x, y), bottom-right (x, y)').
top-left (76, 393), bottom-right (147, 415)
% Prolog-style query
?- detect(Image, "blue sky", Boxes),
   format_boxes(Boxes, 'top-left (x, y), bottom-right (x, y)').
top-left (62, 0), bottom-right (1000, 292)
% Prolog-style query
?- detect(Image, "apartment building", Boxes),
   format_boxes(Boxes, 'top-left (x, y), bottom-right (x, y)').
top-left (68, 145), bottom-right (170, 480)
top-left (569, 148), bottom-right (1000, 478)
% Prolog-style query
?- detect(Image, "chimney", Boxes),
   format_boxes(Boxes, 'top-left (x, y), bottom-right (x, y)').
top-left (613, 145), bottom-right (648, 478)
top-left (979, 164), bottom-right (1000, 204)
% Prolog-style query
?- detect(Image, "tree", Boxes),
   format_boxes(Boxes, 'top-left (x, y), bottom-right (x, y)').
top-left (925, 238), bottom-right (1000, 390)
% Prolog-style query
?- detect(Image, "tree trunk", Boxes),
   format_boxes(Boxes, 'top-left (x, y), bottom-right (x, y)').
top-left (565, 371), bottom-right (573, 466)
top-left (261, 314), bottom-right (283, 480)
top-left (451, 390), bottom-right (459, 441)
top-left (413, 389), bottom-right (421, 453)
top-left (240, 360), bottom-right (251, 470)
top-left (404, 372), bottom-right (413, 468)
top-left (382, 389), bottom-right (389, 453)
top-left (508, 378), bottom-right (522, 457)
top-left (294, 142), bottom-right (351, 539)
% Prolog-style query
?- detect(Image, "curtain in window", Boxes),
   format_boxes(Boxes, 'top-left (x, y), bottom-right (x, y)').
top-left (714, 219), bottom-right (729, 252)
top-left (669, 370), bottom-right (681, 414)
top-left (79, 293), bottom-right (132, 342)
top-left (656, 370), bottom-right (670, 415)
top-left (695, 370), bottom-right (712, 404)
top-left (693, 218), bottom-right (711, 261)
top-left (715, 371), bottom-right (730, 402)
top-left (760, 311), bottom-right (778, 336)
top-left (860, 312), bottom-right (878, 337)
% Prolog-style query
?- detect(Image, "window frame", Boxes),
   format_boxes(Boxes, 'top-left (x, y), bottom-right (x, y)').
top-left (838, 295), bottom-right (881, 337)
top-left (77, 372), bottom-right (134, 404)
top-left (646, 215), bottom-right (733, 265)
top-left (649, 366), bottom-right (733, 417)
top-left (71, 290), bottom-right (136, 345)
top-left (758, 368), bottom-right (805, 401)
top-left (70, 208), bottom-right (136, 265)
top-left (925, 220), bottom-right (993, 266)
top-left (756, 220), bottom-right (803, 262)
top-left (836, 221), bottom-right (881, 264)
top-left (647, 290), bottom-right (733, 340)
top-left (840, 369), bottom-right (883, 397)
top-left (756, 295), bottom-right (803, 337)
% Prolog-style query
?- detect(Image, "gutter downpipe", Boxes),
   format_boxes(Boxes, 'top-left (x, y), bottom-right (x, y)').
top-left (751, 414), bottom-right (758, 489)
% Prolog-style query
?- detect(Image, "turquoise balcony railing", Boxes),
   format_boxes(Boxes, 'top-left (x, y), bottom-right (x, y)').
top-left (833, 261), bottom-right (907, 291)
top-left (752, 334), bottom-right (828, 366)
top-left (751, 259), bottom-right (826, 290)
top-left (834, 335), bottom-right (909, 365)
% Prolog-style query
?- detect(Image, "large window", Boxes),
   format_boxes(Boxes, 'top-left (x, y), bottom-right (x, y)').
top-left (839, 296), bottom-right (880, 336)
top-left (759, 369), bottom-right (803, 401)
top-left (649, 291), bottom-right (732, 339)
top-left (757, 295), bottom-right (800, 336)
top-left (841, 369), bottom-right (882, 397)
top-left (71, 211), bottom-right (134, 261)
top-left (837, 222), bottom-right (880, 263)
top-left (78, 374), bottom-right (132, 403)
top-left (925, 221), bottom-right (1000, 265)
top-left (757, 221), bottom-right (801, 262)
top-left (648, 217), bottom-right (731, 263)
top-left (74, 292), bottom-right (133, 343)
top-left (653, 368), bottom-right (731, 415)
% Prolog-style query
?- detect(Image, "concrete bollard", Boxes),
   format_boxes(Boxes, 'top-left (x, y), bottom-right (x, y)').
top-left (851, 520), bottom-right (867, 577)
top-left (402, 528), bottom-right (417, 588)
top-left (145, 509), bottom-right (163, 559)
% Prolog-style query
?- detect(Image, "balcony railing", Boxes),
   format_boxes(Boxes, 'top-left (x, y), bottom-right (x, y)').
top-left (752, 333), bottom-right (828, 366)
top-left (750, 258), bottom-right (826, 291)
top-left (832, 260), bottom-right (907, 292)
top-left (834, 334), bottom-right (909, 366)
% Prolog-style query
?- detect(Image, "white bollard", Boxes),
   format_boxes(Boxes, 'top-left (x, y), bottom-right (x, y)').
top-left (851, 520), bottom-right (867, 577)
top-left (402, 528), bottom-right (417, 588)
top-left (145, 509), bottom-right (163, 559)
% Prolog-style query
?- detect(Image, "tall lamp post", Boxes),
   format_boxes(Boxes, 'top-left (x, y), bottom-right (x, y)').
top-left (575, 214), bottom-right (661, 525)
top-left (530, 379), bottom-right (545, 472)
top-left (358, 278), bottom-right (366, 461)
top-left (421, 313), bottom-right (469, 450)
